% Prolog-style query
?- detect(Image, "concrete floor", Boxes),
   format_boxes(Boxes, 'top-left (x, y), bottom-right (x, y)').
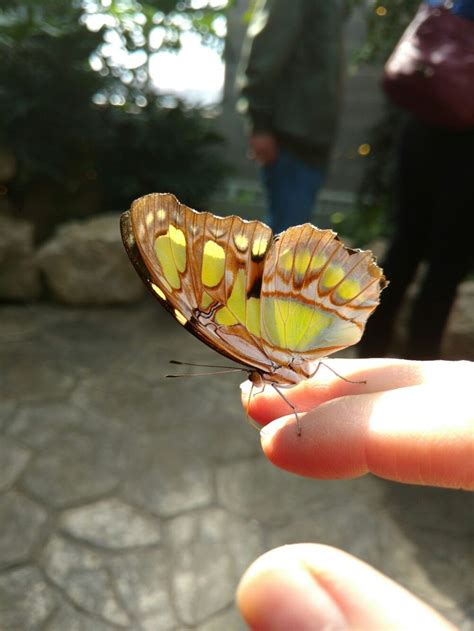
top-left (0, 299), bottom-right (473, 630)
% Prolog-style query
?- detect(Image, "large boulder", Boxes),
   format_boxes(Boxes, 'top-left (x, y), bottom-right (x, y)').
top-left (38, 214), bottom-right (144, 305)
top-left (0, 214), bottom-right (41, 300)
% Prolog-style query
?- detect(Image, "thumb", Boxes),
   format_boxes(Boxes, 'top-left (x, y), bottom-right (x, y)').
top-left (237, 544), bottom-right (455, 631)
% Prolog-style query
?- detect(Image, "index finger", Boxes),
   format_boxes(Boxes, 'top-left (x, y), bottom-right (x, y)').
top-left (241, 359), bottom-right (474, 425)
top-left (259, 379), bottom-right (474, 490)
top-left (242, 359), bottom-right (431, 426)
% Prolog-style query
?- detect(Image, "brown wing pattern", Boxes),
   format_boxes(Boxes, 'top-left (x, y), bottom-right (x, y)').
top-left (121, 193), bottom-right (276, 373)
top-left (258, 223), bottom-right (387, 381)
top-left (121, 194), bottom-right (387, 386)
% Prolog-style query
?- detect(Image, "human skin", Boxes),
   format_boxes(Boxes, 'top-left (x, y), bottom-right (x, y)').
top-left (249, 132), bottom-right (279, 165)
top-left (237, 359), bottom-right (473, 630)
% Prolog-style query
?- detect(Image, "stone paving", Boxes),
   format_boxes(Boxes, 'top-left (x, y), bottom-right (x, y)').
top-left (0, 300), bottom-right (473, 630)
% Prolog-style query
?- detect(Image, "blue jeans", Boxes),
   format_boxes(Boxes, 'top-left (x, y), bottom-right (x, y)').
top-left (262, 148), bottom-right (325, 233)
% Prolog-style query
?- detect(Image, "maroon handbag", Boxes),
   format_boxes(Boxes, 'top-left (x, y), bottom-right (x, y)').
top-left (382, 3), bottom-right (474, 129)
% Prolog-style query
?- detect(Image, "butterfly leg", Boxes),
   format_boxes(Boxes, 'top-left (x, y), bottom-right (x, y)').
top-left (318, 360), bottom-right (366, 385)
top-left (271, 384), bottom-right (302, 436)
top-left (309, 361), bottom-right (323, 380)
top-left (244, 382), bottom-right (267, 432)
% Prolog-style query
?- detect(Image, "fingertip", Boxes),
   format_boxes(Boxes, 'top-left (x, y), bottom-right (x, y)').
top-left (259, 402), bottom-right (370, 480)
top-left (237, 544), bottom-right (455, 631)
top-left (237, 545), bottom-right (347, 631)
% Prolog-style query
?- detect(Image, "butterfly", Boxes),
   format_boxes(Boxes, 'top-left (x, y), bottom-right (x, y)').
top-left (120, 193), bottom-right (386, 415)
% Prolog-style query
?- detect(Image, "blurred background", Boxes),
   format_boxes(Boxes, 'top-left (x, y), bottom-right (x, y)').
top-left (0, 1), bottom-right (473, 630)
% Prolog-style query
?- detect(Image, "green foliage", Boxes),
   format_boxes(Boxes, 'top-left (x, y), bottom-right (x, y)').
top-left (84, 0), bottom-right (228, 107)
top-left (0, 1), bottom-right (104, 185)
top-left (354, 0), bottom-right (421, 65)
top-left (95, 104), bottom-right (226, 211)
top-left (0, 0), bottom-right (228, 241)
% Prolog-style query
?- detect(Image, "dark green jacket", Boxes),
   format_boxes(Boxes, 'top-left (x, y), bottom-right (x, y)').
top-left (237, 0), bottom-right (347, 167)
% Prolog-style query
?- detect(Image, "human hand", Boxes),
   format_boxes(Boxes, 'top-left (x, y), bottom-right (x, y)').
top-left (237, 359), bottom-right (473, 630)
top-left (242, 359), bottom-right (474, 490)
top-left (237, 543), bottom-right (457, 630)
top-left (249, 132), bottom-right (279, 165)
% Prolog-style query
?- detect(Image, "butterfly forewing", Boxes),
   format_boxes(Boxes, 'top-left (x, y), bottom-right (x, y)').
top-left (122, 193), bottom-right (276, 374)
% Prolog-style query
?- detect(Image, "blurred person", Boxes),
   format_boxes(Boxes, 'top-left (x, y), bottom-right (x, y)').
top-left (359, 0), bottom-right (474, 360)
top-left (238, 357), bottom-right (473, 629)
top-left (236, 0), bottom-right (347, 233)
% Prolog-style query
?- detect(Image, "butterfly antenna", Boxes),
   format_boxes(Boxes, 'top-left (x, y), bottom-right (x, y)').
top-left (166, 368), bottom-right (245, 378)
top-left (318, 360), bottom-right (366, 385)
top-left (170, 360), bottom-right (245, 370)
top-left (271, 384), bottom-right (302, 436)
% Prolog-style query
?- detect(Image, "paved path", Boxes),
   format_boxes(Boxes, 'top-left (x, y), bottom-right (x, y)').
top-left (0, 301), bottom-right (472, 630)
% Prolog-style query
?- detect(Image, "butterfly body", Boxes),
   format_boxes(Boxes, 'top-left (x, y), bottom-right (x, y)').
top-left (121, 193), bottom-right (387, 386)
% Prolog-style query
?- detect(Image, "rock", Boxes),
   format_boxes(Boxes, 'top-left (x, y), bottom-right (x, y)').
top-left (0, 214), bottom-right (41, 300)
top-left (110, 549), bottom-right (177, 629)
top-left (38, 214), bottom-right (144, 305)
top-left (0, 436), bottom-right (31, 492)
top-left (45, 604), bottom-right (116, 631)
top-left (197, 609), bottom-right (246, 631)
top-left (121, 428), bottom-right (215, 518)
top-left (166, 507), bottom-right (263, 626)
top-left (60, 498), bottom-right (161, 549)
top-left (216, 457), bottom-right (383, 526)
top-left (21, 428), bottom-right (121, 508)
top-left (0, 492), bottom-right (48, 568)
top-left (41, 535), bottom-right (130, 627)
top-left (0, 565), bottom-right (57, 630)
top-left (7, 402), bottom-right (87, 449)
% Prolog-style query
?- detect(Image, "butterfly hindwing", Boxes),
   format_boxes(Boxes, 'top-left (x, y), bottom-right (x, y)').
top-left (258, 224), bottom-right (386, 380)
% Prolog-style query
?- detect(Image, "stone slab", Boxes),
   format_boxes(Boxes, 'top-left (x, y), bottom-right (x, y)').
top-left (166, 507), bottom-right (263, 626)
top-left (60, 498), bottom-right (161, 549)
top-left (21, 428), bottom-right (121, 508)
top-left (41, 535), bottom-right (130, 627)
top-left (0, 492), bottom-right (48, 568)
top-left (0, 565), bottom-right (57, 631)
top-left (0, 436), bottom-right (31, 492)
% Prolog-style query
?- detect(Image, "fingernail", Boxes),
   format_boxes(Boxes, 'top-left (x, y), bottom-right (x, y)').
top-left (237, 547), bottom-right (348, 631)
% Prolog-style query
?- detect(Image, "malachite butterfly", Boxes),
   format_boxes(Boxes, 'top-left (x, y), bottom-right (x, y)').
top-left (120, 193), bottom-right (387, 398)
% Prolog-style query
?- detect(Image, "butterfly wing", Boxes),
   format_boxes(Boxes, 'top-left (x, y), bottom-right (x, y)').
top-left (259, 223), bottom-right (387, 382)
top-left (122, 194), bottom-right (387, 386)
top-left (121, 193), bottom-right (276, 374)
